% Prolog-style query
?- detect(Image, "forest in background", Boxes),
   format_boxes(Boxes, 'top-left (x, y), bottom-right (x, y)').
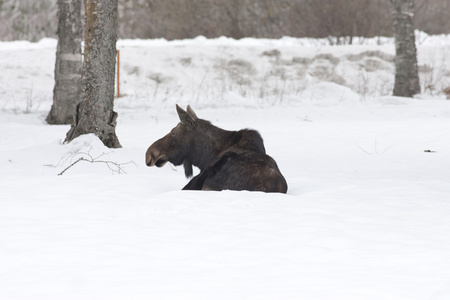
top-left (0, 0), bottom-right (449, 42)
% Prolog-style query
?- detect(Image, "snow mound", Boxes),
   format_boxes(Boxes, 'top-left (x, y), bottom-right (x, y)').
top-left (55, 134), bottom-right (136, 176)
top-left (298, 82), bottom-right (361, 105)
top-left (2, 134), bottom-right (135, 177)
top-left (65, 133), bottom-right (109, 153)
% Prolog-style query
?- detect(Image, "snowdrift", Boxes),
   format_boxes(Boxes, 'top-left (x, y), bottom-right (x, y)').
top-left (1, 36), bottom-right (450, 299)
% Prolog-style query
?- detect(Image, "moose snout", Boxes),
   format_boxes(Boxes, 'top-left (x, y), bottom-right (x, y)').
top-left (145, 147), bottom-right (167, 167)
top-left (145, 147), bottom-right (157, 166)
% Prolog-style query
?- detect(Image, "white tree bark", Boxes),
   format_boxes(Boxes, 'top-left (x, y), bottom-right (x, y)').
top-left (65, 0), bottom-right (121, 148)
top-left (46, 0), bottom-right (82, 125)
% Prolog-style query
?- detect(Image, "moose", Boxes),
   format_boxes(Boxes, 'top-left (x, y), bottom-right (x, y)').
top-left (145, 105), bottom-right (288, 193)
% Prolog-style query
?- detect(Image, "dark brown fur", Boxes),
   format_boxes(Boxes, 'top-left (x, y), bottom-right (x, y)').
top-left (145, 105), bottom-right (287, 193)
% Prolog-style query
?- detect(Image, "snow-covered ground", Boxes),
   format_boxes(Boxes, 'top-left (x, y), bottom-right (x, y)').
top-left (1, 35), bottom-right (450, 299)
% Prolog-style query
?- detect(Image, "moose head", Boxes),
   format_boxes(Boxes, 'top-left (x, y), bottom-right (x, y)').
top-left (146, 105), bottom-right (206, 177)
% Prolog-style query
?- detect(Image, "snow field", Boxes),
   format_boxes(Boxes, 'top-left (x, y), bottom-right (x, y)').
top-left (1, 36), bottom-right (450, 299)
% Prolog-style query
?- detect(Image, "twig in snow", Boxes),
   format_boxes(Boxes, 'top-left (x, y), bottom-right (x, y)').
top-left (355, 140), bottom-right (393, 155)
top-left (47, 147), bottom-right (135, 175)
top-left (57, 154), bottom-right (135, 176)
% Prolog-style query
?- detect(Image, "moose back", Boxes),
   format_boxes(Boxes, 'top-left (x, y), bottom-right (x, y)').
top-left (145, 105), bottom-right (288, 193)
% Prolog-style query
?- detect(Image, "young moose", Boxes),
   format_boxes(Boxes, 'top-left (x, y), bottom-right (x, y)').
top-left (145, 105), bottom-right (288, 193)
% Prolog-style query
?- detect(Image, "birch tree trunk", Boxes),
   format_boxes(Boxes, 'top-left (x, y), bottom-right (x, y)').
top-left (65, 0), bottom-right (121, 148)
top-left (46, 0), bottom-right (81, 125)
top-left (392, 0), bottom-right (420, 97)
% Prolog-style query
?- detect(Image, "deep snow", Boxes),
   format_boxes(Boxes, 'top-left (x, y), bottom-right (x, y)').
top-left (1, 35), bottom-right (450, 299)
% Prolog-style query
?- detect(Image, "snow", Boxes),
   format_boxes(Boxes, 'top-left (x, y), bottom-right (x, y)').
top-left (1, 34), bottom-right (450, 299)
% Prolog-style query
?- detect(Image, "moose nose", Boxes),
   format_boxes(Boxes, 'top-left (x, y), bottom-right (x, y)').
top-left (145, 148), bottom-right (158, 166)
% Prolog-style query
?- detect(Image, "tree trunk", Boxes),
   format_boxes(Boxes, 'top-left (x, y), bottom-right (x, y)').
top-left (392, 0), bottom-right (420, 97)
top-left (46, 0), bottom-right (82, 125)
top-left (65, 0), bottom-right (121, 148)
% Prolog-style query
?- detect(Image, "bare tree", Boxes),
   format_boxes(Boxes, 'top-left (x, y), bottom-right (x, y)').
top-left (290, 0), bottom-right (392, 44)
top-left (65, 0), bottom-right (121, 148)
top-left (0, 0), bottom-right (57, 41)
top-left (46, 0), bottom-right (82, 125)
top-left (2, 0), bottom-right (450, 41)
top-left (415, 0), bottom-right (450, 35)
top-left (391, 0), bottom-right (420, 97)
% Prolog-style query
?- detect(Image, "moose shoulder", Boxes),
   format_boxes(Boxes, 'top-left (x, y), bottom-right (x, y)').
top-left (145, 105), bottom-right (288, 193)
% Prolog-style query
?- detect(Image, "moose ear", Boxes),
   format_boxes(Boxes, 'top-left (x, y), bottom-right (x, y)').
top-left (176, 104), bottom-right (196, 127)
top-left (186, 105), bottom-right (198, 120)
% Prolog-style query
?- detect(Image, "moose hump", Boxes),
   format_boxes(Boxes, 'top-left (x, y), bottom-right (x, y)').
top-left (145, 105), bottom-right (287, 193)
